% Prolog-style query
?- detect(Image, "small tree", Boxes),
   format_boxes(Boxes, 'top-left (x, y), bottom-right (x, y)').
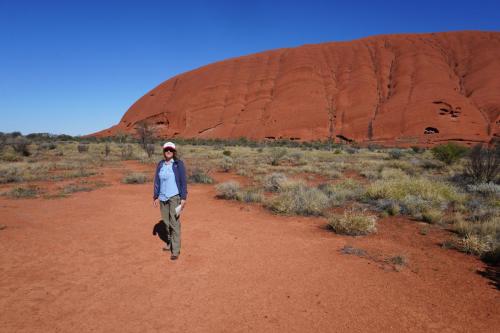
top-left (104, 143), bottom-right (111, 157)
top-left (135, 121), bottom-right (157, 152)
top-left (431, 142), bottom-right (468, 165)
top-left (114, 130), bottom-right (130, 144)
top-left (9, 137), bottom-right (31, 156)
top-left (464, 143), bottom-right (499, 183)
top-left (145, 143), bottom-right (155, 158)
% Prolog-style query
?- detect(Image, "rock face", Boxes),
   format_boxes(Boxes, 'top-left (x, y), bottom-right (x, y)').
top-left (90, 31), bottom-right (500, 146)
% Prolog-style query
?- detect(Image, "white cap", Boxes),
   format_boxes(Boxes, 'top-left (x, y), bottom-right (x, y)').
top-left (162, 141), bottom-right (176, 150)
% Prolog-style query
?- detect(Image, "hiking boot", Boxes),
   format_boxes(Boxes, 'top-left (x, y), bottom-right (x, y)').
top-left (170, 254), bottom-right (179, 260)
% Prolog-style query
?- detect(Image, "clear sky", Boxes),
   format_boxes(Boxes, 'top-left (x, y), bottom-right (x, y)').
top-left (1, 0), bottom-right (499, 136)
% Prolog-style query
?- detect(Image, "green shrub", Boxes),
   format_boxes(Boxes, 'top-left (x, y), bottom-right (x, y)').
top-left (431, 143), bottom-right (468, 165)
top-left (122, 173), bottom-right (148, 184)
top-left (327, 208), bottom-right (377, 235)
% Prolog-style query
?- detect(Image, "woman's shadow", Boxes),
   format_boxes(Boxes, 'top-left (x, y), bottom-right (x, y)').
top-left (152, 220), bottom-right (172, 246)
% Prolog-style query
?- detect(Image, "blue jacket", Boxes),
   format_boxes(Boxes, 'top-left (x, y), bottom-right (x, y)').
top-left (153, 159), bottom-right (188, 200)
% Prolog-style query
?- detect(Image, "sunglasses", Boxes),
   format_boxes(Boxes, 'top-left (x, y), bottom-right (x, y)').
top-left (163, 148), bottom-right (176, 153)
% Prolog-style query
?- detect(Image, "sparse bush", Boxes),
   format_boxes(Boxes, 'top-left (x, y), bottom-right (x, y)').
top-left (286, 151), bottom-right (306, 165)
top-left (360, 170), bottom-right (379, 180)
top-left (215, 181), bottom-right (240, 200)
top-left (380, 167), bottom-right (407, 180)
top-left (345, 147), bottom-right (357, 154)
top-left (411, 146), bottom-right (424, 153)
top-left (267, 147), bottom-right (288, 165)
top-left (0, 166), bottom-right (22, 183)
top-left (464, 143), bottom-right (499, 183)
top-left (262, 173), bottom-right (287, 192)
top-left (104, 143), bottom-right (111, 157)
top-left (388, 149), bottom-right (403, 159)
top-left (38, 142), bottom-right (57, 150)
top-left (420, 159), bottom-right (446, 170)
top-left (10, 137), bottom-right (31, 156)
top-left (77, 143), bottom-right (89, 153)
top-left (135, 121), bottom-right (157, 150)
top-left (60, 183), bottom-right (94, 194)
top-left (145, 143), bottom-right (155, 158)
top-left (421, 208), bottom-right (444, 224)
top-left (387, 255), bottom-right (409, 271)
top-left (188, 167), bottom-right (213, 184)
top-left (4, 185), bottom-right (41, 198)
top-left (375, 199), bottom-right (401, 216)
top-left (219, 156), bottom-right (234, 172)
top-left (121, 144), bottom-right (134, 160)
top-left (431, 143), bottom-right (468, 165)
top-left (327, 208), bottom-right (377, 235)
top-left (466, 182), bottom-right (500, 197)
top-left (122, 173), bottom-right (148, 184)
top-left (222, 150), bottom-right (231, 156)
top-left (446, 235), bottom-right (492, 256)
top-left (236, 187), bottom-right (263, 203)
top-left (265, 181), bottom-right (329, 216)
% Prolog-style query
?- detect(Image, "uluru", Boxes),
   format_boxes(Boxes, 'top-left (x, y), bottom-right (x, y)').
top-left (90, 31), bottom-right (500, 145)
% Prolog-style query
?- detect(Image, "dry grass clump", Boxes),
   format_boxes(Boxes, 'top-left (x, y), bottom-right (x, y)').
top-left (187, 166), bottom-right (214, 184)
top-left (264, 180), bottom-right (329, 216)
top-left (327, 208), bottom-right (377, 236)
top-left (215, 181), bottom-right (263, 203)
top-left (215, 181), bottom-right (241, 200)
top-left (365, 176), bottom-right (463, 209)
top-left (318, 179), bottom-right (365, 206)
top-left (262, 173), bottom-right (288, 192)
top-left (3, 185), bottom-right (42, 198)
top-left (122, 173), bottom-right (149, 184)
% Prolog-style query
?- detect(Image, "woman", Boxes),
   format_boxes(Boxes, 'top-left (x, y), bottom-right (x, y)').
top-left (153, 141), bottom-right (187, 260)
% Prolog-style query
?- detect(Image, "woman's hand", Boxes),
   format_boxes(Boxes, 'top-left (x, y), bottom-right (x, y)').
top-left (153, 199), bottom-right (159, 207)
top-left (180, 199), bottom-right (186, 210)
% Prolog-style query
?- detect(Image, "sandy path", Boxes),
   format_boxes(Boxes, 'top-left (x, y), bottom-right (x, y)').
top-left (0, 161), bottom-right (498, 332)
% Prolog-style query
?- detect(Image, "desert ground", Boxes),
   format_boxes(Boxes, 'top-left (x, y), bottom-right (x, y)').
top-left (0, 139), bottom-right (499, 332)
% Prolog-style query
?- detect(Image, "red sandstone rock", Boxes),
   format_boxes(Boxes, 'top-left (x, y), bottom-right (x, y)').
top-left (89, 31), bottom-right (500, 146)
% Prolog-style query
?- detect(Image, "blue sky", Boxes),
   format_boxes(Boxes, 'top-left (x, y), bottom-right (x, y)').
top-left (1, 0), bottom-right (499, 136)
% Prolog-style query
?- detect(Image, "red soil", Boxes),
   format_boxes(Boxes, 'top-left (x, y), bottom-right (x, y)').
top-left (1, 161), bottom-right (498, 332)
top-left (89, 31), bottom-right (500, 146)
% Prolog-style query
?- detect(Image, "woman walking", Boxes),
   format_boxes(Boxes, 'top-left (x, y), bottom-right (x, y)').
top-left (153, 141), bottom-right (187, 260)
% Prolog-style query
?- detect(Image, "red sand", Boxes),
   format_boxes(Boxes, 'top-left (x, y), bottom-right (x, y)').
top-left (89, 31), bottom-right (500, 146)
top-left (1, 161), bottom-right (499, 332)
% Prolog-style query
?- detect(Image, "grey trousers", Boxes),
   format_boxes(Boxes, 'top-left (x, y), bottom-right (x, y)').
top-left (159, 194), bottom-right (181, 255)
